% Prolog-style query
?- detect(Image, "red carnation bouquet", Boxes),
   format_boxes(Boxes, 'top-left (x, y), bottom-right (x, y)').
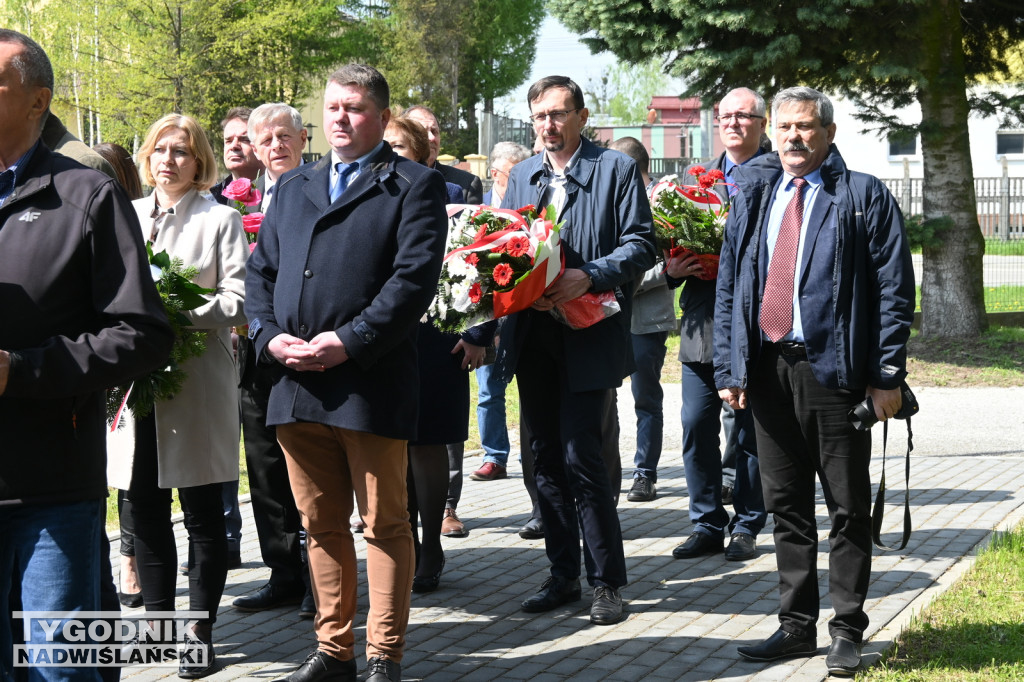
top-left (648, 166), bottom-right (730, 280)
top-left (429, 204), bottom-right (563, 334)
top-left (221, 177), bottom-right (263, 252)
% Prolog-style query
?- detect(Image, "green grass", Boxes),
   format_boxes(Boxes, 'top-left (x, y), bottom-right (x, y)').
top-left (984, 239), bottom-right (1024, 256)
top-left (859, 523), bottom-right (1024, 681)
top-left (913, 285), bottom-right (1024, 313)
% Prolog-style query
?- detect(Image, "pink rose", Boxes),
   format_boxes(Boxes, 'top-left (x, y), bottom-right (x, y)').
top-left (223, 178), bottom-right (261, 206)
top-left (249, 242), bottom-right (257, 253)
top-left (242, 212), bottom-right (264, 234)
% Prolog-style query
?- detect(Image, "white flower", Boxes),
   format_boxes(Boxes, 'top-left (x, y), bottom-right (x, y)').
top-left (451, 281), bottom-right (472, 312)
top-left (447, 255), bottom-right (479, 280)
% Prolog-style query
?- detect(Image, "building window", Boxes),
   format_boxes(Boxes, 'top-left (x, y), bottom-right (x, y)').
top-left (887, 133), bottom-right (917, 157)
top-left (996, 131), bottom-right (1024, 155)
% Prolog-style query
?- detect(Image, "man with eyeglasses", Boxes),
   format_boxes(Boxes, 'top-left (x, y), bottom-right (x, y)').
top-left (494, 75), bottom-right (655, 626)
top-left (664, 87), bottom-right (771, 564)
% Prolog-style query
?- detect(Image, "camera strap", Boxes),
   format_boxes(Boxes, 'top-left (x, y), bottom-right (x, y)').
top-left (871, 417), bottom-right (913, 550)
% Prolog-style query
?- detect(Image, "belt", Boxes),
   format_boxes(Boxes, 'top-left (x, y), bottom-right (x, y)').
top-left (773, 341), bottom-right (807, 358)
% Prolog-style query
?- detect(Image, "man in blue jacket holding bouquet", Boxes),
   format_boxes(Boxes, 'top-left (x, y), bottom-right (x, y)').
top-left (496, 75), bottom-right (655, 626)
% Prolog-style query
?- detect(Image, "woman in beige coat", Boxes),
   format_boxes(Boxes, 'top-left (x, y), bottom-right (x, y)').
top-left (120, 113), bottom-right (247, 679)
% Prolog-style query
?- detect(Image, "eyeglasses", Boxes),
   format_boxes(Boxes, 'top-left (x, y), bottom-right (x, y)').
top-left (715, 112), bottom-right (764, 123)
top-left (528, 109), bottom-right (579, 125)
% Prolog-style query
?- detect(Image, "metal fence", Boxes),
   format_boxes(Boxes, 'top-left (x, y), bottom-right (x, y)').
top-left (880, 175), bottom-right (1024, 240)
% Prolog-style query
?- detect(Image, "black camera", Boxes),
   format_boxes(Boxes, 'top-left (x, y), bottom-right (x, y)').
top-left (848, 381), bottom-right (919, 431)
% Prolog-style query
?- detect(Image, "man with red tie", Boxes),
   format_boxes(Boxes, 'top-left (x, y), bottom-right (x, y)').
top-left (713, 87), bottom-right (915, 676)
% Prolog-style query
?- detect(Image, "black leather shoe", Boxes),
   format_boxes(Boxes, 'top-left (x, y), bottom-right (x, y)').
top-left (724, 532), bottom-right (757, 560)
top-left (298, 589), bottom-right (316, 619)
top-left (518, 517), bottom-right (545, 539)
top-left (737, 629), bottom-right (817, 662)
top-left (825, 636), bottom-right (861, 676)
top-left (365, 656), bottom-right (401, 682)
top-left (672, 532), bottom-right (724, 559)
top-left (177, 635), bottom-right (215, 679)
top-left (626, 476), bottom-right (656, 502)
top-left (412, 553), bottom-right (445, 593)
top-left (118, 590), bottom-right (143, 608)
top-left (590, 585), bottom-right (623, 625)
top-left (276, 650), bottom-right (356, 682)
top-left (232, 582), bottom-right (305, 611)
top-left (521, 576), bottom-right (582, 612)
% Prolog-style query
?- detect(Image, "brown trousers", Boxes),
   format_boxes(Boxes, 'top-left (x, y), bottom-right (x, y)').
top-left (277, 422), bottom-right (414, 662)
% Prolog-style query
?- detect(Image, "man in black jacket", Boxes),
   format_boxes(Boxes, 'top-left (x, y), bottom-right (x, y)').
top-left (0, 29), bottom-right (173, 681)
top-left (245, 64), bottom-right (446, 682)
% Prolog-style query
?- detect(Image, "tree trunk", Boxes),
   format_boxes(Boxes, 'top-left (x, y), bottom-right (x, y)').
top-left (916, 0), bottom-right (987, 337)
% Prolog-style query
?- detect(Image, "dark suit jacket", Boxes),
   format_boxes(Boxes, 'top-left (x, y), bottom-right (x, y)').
top-left (244, 143), bottom-right (448, 440)
top-left (495, 138), bottom-right (656, 392)
top-left (436, 162), bottom-right (483, 203)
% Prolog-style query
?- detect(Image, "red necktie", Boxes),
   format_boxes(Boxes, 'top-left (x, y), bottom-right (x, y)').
top-left (760, 177), bottom-right (807, 342)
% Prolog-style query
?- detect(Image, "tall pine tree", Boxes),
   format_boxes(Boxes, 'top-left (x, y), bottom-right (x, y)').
top-left (549, 0), bottom-right (1024, 337)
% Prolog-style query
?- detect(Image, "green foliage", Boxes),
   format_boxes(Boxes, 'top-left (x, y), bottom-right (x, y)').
top-left (588, 58), bottom-right (672, 124)
top-left (904, 214), bottom-right (954, 250)
top-left (6, 0), bottom-right (361, 149)
top-left (367, 0), bottom-right (543, 158)
top-left (107, 246), bottom-right (213, 423)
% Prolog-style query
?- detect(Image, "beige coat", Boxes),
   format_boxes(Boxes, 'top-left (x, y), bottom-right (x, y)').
top-left (108, 189), bottom-right (248, 489)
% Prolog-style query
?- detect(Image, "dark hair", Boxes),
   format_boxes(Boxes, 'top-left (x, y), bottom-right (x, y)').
top-left (220, 106), bottom-right (253, 130)
top-left (527, 75), bottom-right (585, 111)
top-left (327, 64), bottom-right (389, 111)
top-left (609, 137), bottom-right (649, 175)
top-left (0, 29), bottom-right (53, 125)
top-left (93, 142), bottom-right (143, 200)
top-left (386, 116), bottom-right (430, 165)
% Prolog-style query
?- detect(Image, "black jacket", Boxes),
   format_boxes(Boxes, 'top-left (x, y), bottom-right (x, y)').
top-left (245, 144), bottom-right (447, 440)
top-left (435, 162), bottom-right (483, 204)
top-left (0, 144), bottom-right (174, 506)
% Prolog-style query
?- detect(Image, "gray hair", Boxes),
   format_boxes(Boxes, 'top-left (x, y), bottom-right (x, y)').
top-left (248, 103), bottom-right (304, 141)
top-left (327, 63), bottom-right (389, 111)
top-left (772, 87), bottom-right (834, 127)
top-left (726, 87), bottom-right (766, 117)
top-left (489, 141), bottom-right (531, 168)
top-left (0, 29), bottom-right (53, 126)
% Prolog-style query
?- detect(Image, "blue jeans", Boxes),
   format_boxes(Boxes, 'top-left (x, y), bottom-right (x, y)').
top-left (630, 331), bottom-right (668, 481)
top-left (475, 363), bottom-right (510, 467)
top-left (1, 499), bottom-right (104, 681)
top-left (680, 362), bottom-right (766, 538)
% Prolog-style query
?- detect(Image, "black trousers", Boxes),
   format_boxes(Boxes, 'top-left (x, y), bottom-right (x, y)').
top-left (748, 345), bottom-right (872, 641)
top-left (127, 413), bottom-right (227, 626)
top-left (240, 362), bottom-right (306, 588)
top-left (515, 315), bottom-right (626, 589)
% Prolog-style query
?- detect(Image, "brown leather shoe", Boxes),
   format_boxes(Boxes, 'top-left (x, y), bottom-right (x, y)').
top-left (441, 507), bottom-right (468, 537)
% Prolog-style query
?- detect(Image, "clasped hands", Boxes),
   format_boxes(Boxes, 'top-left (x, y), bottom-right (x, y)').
top-left (267, 332), bottom-right (347, 372)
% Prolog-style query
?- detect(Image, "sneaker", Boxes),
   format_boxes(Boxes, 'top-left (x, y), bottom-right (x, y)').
top-left (470, 462), bottom-right (507, 481)
top-left (626, 475), bottom-right (656, 502)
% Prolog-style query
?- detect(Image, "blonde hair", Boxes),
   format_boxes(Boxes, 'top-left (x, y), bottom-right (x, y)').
top-left (138, 114), bottom-right (219, 191)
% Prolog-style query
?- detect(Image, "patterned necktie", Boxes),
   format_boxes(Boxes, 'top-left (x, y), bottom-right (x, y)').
top-left (760, 177), bottom-right (808, 342)
top-left (330, 162), bottom-right (359, 203)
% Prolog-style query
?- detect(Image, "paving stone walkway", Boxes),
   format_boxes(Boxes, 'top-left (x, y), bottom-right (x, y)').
top-left (115, 386), bottom-right (1024, 681)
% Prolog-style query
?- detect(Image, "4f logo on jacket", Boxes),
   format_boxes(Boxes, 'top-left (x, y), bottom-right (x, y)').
top-left (18, 211), bottom-right (41, 222)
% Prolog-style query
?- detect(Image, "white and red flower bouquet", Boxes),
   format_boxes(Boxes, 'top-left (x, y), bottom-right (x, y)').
top-left (221, 177), bottom-right (263, 252)
top-left (429, 204), bottom-right (563, 334)
top-left (649, 166), bottom-right (730, 280)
